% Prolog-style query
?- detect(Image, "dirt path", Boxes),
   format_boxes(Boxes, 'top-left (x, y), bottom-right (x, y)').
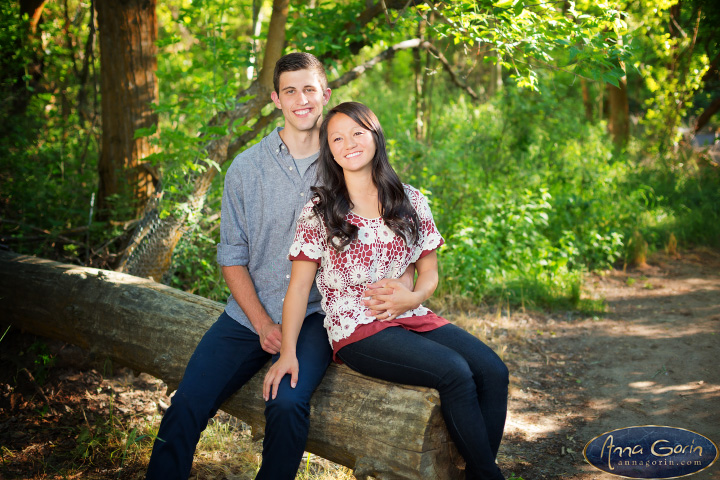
top-left (1, 249), bottom-right (719, 479)
top-left (500, 249), bottom-right (720, 479)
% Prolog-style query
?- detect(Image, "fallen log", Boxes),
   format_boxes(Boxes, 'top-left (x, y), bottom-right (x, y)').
top-left (0, 251), bottom-right (462, 480)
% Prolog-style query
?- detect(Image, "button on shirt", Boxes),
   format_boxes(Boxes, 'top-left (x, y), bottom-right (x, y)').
top-left (216, 127), bottom-right (323, 333)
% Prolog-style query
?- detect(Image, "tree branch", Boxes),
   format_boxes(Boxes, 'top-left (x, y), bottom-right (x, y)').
top-left (326, 39), bottom-right (481, 102)
top-left (693, 96), bottom-right (720, 134)
top-left (420, 41), bottom-right (481, 101)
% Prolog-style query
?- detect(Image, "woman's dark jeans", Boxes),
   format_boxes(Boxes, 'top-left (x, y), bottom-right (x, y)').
top-left (337, 323), bottom-right (508, 480)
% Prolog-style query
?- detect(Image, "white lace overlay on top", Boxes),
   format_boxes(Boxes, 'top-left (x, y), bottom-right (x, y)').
top-left (289, 184), bottom-right (444, 345)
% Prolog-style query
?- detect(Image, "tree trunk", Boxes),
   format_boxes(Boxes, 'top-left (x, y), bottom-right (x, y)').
top-left (413, 20), bottom-right (426, 141)
top-left (0, 251), bottom-right (463, 480)
top-left (19, 0), bottom-right (48, 33)
top-left (257, 0), bottom-right (289, 91)
top-left (607, 78), bottom-right (629, 147)
top-left (607, 11), bottom-right (629, 148)
top-left (95, 0), bottom-right (159, 217)
top-left (581, 78), bottom-right (593, 122)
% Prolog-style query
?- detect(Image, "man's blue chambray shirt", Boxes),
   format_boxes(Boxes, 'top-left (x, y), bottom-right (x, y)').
top-left (216, 127), bottom-right (323, 334)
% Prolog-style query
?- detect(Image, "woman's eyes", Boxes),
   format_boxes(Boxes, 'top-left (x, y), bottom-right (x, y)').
top-left (331, 131), bottom-right (365, 142)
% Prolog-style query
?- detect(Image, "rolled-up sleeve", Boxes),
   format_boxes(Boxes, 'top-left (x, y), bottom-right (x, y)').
top-left (217, 162), bottom-right (250, 266)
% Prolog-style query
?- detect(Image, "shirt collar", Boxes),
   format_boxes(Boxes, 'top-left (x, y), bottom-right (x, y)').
top-left (269, 127), bottom-right (286, 153)
top-left (269, 127), bottom-right (320, 163)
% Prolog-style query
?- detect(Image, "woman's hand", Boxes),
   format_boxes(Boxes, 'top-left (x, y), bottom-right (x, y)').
top-left (362, 278), bottom-right (422, 321)
top-left (263, 353), bottom-right (299, 401)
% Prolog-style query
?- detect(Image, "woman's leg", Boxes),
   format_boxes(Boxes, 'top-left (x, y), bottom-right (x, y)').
top-left (337, 327), bottom-right (505, 480)
top-left (418, 324), bottom-right (509, 457)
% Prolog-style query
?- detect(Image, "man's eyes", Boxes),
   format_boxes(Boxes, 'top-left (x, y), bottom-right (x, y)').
top-left (284, 88), bottom-right (315, 95)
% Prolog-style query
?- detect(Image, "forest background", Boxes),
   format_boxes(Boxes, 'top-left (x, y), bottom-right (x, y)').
top-left (1, 0), bottom-right (720, 479)
top-left (1, 0), bottom-right (719, 310)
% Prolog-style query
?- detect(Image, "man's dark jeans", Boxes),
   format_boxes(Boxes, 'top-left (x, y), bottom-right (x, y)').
top-left (337, 323), bottom-right (508, 480)
top-left (146, 311), bottom-right (331, 480)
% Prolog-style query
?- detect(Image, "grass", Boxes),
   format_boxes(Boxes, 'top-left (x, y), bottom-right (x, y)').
top-left (70, 402), bottom-right (356, 479)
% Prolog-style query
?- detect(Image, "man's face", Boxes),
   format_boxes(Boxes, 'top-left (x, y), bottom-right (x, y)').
top-left (271, 69), bottom-right (331, 135)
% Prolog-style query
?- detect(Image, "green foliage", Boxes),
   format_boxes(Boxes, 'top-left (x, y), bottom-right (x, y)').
top-left (0, 1), bottom-right (102, 262)
top-left (27, 340), bottom-right (56, 386)
top-left (417, 0), bottom-right (631, 90)
top-left (168, 201), bottom-right (230, 302)
top-left (152, 2), bottom-right (258, 218)
top-left (1, 0), bottom-right (717, 312)
top-left (627, 0), bottom-right (718, 150)
top-left (628, 150), bottom-right (720, 248)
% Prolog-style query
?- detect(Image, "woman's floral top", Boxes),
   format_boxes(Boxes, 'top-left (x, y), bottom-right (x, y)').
top-left (289, 184), bottom-right (444, 347)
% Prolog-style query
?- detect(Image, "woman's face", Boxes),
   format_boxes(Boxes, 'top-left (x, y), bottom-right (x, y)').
top-left (327, 113), bottom-right (376, 175)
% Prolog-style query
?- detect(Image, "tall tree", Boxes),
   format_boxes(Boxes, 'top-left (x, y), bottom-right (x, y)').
top-left (95, 0), bottom-right (159, 217)
top-left (608, 23), bottom-right (629, 148)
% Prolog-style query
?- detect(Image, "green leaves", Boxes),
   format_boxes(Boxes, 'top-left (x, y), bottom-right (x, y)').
top-left (418, 0), bottom-right (630, 89)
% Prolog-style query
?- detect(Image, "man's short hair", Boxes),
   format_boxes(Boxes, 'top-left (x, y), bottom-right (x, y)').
top-left (273, 52), bottom-right (328, 94)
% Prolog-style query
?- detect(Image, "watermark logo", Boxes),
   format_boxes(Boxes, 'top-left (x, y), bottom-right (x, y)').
top-left (584, 426), bottom-right (718, 479)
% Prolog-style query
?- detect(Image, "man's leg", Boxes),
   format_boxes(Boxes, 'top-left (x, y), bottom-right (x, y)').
top-left (146, 312), bottom-right (270, 480)
top-left (256, 313), bottom-right (331, 480)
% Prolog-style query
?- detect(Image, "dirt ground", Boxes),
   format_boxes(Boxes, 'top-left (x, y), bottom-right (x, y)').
top-left (1, 249), bottom-right (718, 479)
top-left (499, 248), bottom-right (720, 480)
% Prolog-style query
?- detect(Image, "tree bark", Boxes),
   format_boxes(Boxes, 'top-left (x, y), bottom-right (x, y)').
top-left (606, 9), bottom-right (630, 148)
top-left (413, 22), bottom-right (425, 141)
top-left (607, 78), bottom-right (629, 147)
top-left (20, 0), bottom-right (48, 33)
top-left (95, 0), bottom-right (159, 217)
top-left (581, 78), bottom-right (593, 122)
top-left (0, 251), bottom-right (463, 480)
top-left (257, 0), bottom-right (289, 91)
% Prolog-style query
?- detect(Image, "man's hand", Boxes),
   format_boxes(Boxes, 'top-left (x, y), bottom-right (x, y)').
top-left (362, 278), bottom-right (422, 321)
top-left (263, 353), bottom-right (298, 401)
top-left (257, 322), bottom-right (283, 354)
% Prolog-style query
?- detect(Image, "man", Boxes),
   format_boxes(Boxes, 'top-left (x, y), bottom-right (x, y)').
top-left (146, 52), bottom-right (334, 480)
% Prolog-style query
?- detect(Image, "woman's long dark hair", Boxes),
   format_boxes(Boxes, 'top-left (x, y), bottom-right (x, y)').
top-left (312, 102), bottom-right (419, 251)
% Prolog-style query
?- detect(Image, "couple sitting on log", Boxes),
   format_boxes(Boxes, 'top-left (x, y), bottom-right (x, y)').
top-left (145, 52), bottom-right (509, 480)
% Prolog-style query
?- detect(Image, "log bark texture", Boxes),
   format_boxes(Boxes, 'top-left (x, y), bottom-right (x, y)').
top-left (0, 251), bottom-right (462, 480)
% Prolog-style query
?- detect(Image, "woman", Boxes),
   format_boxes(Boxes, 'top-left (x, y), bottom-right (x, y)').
top-left (263, 102), bottom-right (509, 480)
